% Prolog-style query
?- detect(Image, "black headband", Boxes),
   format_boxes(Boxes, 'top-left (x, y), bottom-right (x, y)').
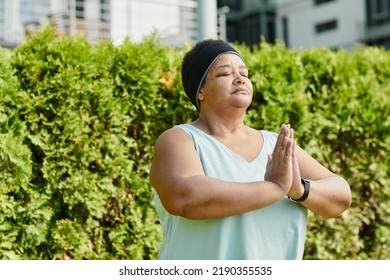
top-left (181, 41), bottom-right (243, 110)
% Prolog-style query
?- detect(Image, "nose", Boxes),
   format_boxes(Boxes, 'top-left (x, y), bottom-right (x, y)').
top-left (233, 73), bottom-right (245, 85)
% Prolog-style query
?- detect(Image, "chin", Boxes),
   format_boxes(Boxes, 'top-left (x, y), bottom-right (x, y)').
top-left (231, 97), bottom-right (252, 109)
top-left (232, 102), bottom-right (252, 110)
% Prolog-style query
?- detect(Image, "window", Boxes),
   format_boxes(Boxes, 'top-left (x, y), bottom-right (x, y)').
top-left (100, 0), bottom-right (110, 22)
top-left (282, 16), bottom-right (289, 47)
top-left (233, 11), bottom-right (275, 47)
top-left (76, 0), bottom-right (84, 19)
top-left (367, 35), bottom-right (390, 49)
top-left (314, 0), bottom-right (336, 5)
top-left (217, 0), bottom-right (241, 11)
top-left (315, 19), bottom-right (338, 34)
top-left (366, 0), bottom-right (390, 26)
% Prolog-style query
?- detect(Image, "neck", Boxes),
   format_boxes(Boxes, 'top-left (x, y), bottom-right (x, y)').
top-left (198, 110), bottom-right (246, 135)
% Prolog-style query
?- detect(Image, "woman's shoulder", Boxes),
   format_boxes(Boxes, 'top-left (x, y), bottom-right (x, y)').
top-left (155, 125), bottom-right (193, 148)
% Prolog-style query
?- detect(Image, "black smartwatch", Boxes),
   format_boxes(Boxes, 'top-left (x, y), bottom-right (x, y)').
top-left (288, 179), bottom-right (310, 203)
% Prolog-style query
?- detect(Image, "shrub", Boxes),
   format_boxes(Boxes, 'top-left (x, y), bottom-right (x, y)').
top-left (0, 28), bottom-right (388, 259)
top-left (242, 42), bottom-right (389, 259)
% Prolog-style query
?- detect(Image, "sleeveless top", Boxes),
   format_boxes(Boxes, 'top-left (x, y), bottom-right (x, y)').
top-left (153, 123), bottom-right (307, 260)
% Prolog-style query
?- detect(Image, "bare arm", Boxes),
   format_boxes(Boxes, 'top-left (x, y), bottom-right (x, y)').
top-left (288, 143), bottom-right (352, 218)
top-left (149, 126), bottom-right (293, 220)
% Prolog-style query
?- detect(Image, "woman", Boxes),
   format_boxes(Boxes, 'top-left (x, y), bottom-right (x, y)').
top-left (149, 39), bottom-right (351, 259)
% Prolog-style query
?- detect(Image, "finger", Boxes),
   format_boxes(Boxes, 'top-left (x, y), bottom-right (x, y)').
top-left (283, 124), bottom-right (293, 142)
top-left (291, 129), bottom-right (297, 159)
top-left (283, 137), bottom-right (293, 160)
top-left (292, 142), bottom-right (299, 170)
top-left (291, 131), bottom-right (299, 165)
top-left (292, 141), bottom-right (301, 183)
top-left (277, 124), bottom-right (286, 144)
top-left (292, 138), bottom-right (296, 158)
top-left (284, 126), bottom-right (294, 152)
top-left (277, 131), bottom-right (291, 157)
top-left (273, 124), bottom-right (286, 154)
top-left (291, 128), bottom-right (295, 141)
top-left (282, 132), bottom-right (290, 151)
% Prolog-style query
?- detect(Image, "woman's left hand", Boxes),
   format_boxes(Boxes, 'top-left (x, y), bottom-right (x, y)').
top-left (287, 133), bottom-right (304, 199)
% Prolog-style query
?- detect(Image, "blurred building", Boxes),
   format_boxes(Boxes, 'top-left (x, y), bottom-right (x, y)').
top-left (0, 0), bottom-right (111, 47)
top-left (218, 0), bottom-right (390, 50)
top-left (1, 0), bottom-right (389, 49)
top-left (110, 0), bottom-right (199, 46)
top-left (364, 0), bottom-right (390, 48)
top-left (217, 0), bottom-right (276, 47)
top-left (0, 0), bottom-right (200, 48)
top-left (0, 0), bottom-right (53, 48)
top-left (274, 0), bottom-right (367, 49)
top-left (273, 0), bottom-right (390, 49)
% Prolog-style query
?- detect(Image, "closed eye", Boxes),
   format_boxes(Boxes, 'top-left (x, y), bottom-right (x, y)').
top-left (218, 72), bottom-right (231, 77)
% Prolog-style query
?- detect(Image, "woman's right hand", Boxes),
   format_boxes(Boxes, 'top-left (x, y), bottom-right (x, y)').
top-left (264, 124), bottom-right (295, 194)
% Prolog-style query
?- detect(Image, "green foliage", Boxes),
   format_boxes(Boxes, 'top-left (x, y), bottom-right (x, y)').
top-left (243, 41), bottom-right (389, 259)
top-left (0, 46), bottom-right (50, 259)
top-left (1, 28), bottom-right (163, 259)
top-left (0, 27), bottom-right (388, 259)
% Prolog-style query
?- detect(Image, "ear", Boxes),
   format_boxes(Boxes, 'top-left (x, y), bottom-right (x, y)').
top-left (198, 90), bottom-right (204, 101)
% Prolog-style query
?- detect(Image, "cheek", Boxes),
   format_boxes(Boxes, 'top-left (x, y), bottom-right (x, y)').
top-left (247, 80), bottom-right (254, 92)
top-left (212, 79), bottom-right (231, 91)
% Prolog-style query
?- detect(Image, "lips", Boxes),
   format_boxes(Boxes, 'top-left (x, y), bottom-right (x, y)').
top-left (232, 87), bottom-right (249, 95)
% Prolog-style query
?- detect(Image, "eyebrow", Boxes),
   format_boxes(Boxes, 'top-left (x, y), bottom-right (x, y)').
top-left (216, 64), bottom-right (248, 70)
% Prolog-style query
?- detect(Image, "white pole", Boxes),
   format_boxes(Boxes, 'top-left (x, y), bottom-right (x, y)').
top-left (218, 6), bottom-right (229, 41)
top-left (69, 0), bottom-right (76, 35)
top-left (197, 0), bottom-right (217, 41)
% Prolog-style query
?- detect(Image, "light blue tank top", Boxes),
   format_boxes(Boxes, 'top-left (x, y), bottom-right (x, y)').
top-left (153, 124), bottom-right (307, 260)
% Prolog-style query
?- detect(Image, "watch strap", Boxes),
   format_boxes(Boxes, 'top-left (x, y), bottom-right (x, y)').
top-left (289, 179), bottom-right (310, 203)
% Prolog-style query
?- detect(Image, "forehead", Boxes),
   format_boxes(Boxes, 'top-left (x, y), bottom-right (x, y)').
top-left (212, 53), bottom-right (246, 69)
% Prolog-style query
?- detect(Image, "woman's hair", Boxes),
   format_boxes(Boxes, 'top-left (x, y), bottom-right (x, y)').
top-left (181, 39), bottom-right (242, 110)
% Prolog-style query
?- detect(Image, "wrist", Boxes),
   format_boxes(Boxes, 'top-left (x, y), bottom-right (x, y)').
top-left (288, 179), bottom-right (310, 203)
top-left (288, 183), bottom-right (304, 199)
top-left (266, 179), bottom-right (287, 195)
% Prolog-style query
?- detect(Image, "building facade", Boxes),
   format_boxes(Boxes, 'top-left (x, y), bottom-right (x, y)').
top-left (364, 0), bottom-right (390, 48)
top-left (274, 0), bottom-right (366, 50)
top-left (217, 0), bottom-right (276, 46)
top-left (218, 0), bottom-right (390, 50)
top-left (110, 0), bottom-right (198, 46)
top-left (0, 0), bottom-right (54, 48)
top-left (1, 0), bottom-right (389, 49)
top-left (0, 0), bottom-right (199, 48)
top-left (0, 0), bottom-right (112, 47)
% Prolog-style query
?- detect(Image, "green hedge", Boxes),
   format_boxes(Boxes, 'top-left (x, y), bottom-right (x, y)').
top-left (0, 27), bottom-right (389, 259)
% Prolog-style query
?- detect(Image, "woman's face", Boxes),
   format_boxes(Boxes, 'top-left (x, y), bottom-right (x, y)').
top-left (198, 53), bottom-right (253, 111)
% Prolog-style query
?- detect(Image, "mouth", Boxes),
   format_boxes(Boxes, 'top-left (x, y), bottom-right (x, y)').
top-left (232, 88), bottom-right (249, 95)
